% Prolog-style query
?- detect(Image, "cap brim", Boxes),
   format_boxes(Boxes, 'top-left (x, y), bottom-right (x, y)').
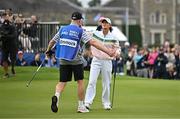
top-left (101, 19), bottom-right (111, 24)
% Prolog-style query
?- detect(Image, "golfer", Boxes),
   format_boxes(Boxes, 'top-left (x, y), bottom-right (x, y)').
top-left (45, 12), bottom-right (116, 113)
top-left (84, 17), bottom-right (120, 110)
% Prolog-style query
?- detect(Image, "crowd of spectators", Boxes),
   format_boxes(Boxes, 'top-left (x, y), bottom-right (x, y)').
top-left (9, 50), bottom-right (59, 68)
top-left (81, 40), bottom-right (180, 80)
top-left (0, 8), bottom-right (39, 53)
top-left (0, 8), bottom-right (58, 69)
top-left (9, 39), bottom-right (180, 80)
top-left (119, 41), bottom-right (180, 80)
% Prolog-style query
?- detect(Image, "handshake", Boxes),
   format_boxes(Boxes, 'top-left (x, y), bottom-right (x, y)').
top-left (107, 48), bottom-right (118, 58)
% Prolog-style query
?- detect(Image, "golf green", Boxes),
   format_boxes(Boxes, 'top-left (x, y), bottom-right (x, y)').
top-left (0, 67), bottom-right (180, 118)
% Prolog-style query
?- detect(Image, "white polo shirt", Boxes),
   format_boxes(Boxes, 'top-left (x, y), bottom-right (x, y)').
top-left (91, 30), bottom-right (119, 60)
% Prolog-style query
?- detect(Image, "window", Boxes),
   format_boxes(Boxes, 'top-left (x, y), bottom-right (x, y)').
top-left (154, 33), bottom-right (161, 45)
top-left (161, 13), bottom-right (167, 25)
top-left (178, 0), bottom-right (180, 4)
top-left (150, 13), bottom-right (155, 24)
top-left (155, 11), bottom-right (160, 24)
top-left (149, 12), bottom-right (166, 25)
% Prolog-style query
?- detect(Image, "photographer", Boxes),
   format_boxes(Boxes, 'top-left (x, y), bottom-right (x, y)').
top-left (153, 47), bottom-right (168, 79)
top-left (0, 13), bottom-right (17, 78)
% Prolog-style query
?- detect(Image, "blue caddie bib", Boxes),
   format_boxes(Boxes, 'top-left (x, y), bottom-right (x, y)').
top-left (55, 25), bottom-right (83, 61)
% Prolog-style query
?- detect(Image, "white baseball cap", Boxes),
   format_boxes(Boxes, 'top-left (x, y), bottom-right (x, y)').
top-left (18, 51), bottom-right (23, 55)
top-left (100, 17), bottom-right (111, 24)
top-left (98, 16), bottom-right (105, 22)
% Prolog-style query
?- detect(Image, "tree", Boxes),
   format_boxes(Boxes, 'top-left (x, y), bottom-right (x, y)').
top-left (88, 0), bottom-right (101, 7)
top-left (72, 0), bottom-right (82, 7)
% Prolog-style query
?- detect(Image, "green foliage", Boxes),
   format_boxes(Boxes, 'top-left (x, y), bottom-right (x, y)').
top-left (72, 0), bottom-right (82, 7)
top-left (0, 67), bottom-right (180, 118)
top-left (88, 0), bottom-right (101, 7)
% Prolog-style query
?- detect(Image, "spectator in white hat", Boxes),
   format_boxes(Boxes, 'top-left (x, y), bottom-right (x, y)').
top-left (16, 51), bottom-right (27, 66)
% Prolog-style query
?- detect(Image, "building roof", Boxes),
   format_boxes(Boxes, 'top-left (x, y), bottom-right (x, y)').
top-left (0, 0), bottom-right (139, 24)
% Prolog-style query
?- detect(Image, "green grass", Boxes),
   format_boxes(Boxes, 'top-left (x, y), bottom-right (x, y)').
top-left (0, 67), bottom-right (180, 119)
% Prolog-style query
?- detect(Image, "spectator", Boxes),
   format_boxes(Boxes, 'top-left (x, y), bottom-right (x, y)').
top-left (0, 12), bottom-right (6, 24)
top-left (27, 15), bottom-right (39, 51)
top-left (16, 51), bottom-right (27, 66)
top-left (44, 54), bottom-right (57, 67)
top-left (115, 47), bottom-right (124, 75)
top-left (174, 50), bottom-right (180, 79)
top-left (163, 40), bottom-right (170, 52)
top-left (5, 8), bottom-right (14, 22)
top-left (133, 48), bottom-right (143, 76)
top-left (164, 47), bottom-right (176, 79)
top-left (126, 51), bottom-right (135, 76)
top-left (0, 13), bottom-right (17, 78)
top-left (123, 41), bottom-right (130, 61)
top-left (154, 47), bottom-right (168, 79)
top-left (14, 13), bottom-right (25, 49)
top-left (136, 48), bottom-right (149, 78)
top-left (18, 30), bottom-right (32, 51)
top-left (147, 47), bottom-right (158, 78)
top-left (30, 53), bottom-right (42, 66)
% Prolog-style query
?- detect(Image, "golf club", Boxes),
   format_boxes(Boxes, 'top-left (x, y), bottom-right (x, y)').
top-left (111, 59), bottom-right (118, 108)
top-left (26, 57), bottom-right (45, 87)
top-left (26, 50), bottom-right (55, 87)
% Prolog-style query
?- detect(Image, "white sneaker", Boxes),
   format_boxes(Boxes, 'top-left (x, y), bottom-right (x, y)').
top-left (104, 105), bottom-right (112, 110)
top-left (85, 103), bottom-right (90, 110)
top-left (77, 105), bottom-right (89, 113)
top-left (119, 72), bottom-right (124, 76)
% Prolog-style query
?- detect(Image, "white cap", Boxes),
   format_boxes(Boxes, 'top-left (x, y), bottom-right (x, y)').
top-left (100, 17), bottom-right (111, 24)
top-left (98, 16), bottom-right (105, 22)
top-left (18, 51), bottom-right (23, 54)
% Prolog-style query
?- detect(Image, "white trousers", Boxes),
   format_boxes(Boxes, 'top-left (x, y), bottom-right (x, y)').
top-left (85, 57), bottom-right (112, 106)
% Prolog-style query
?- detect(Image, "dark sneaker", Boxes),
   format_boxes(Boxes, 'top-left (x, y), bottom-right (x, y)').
top-left (51, 96), bottom-right (58, 113)
top-left (3, 73), bottom-right (9, 79)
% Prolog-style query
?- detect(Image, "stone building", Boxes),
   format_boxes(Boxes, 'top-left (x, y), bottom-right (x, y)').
top-left (139, 0), bottom-right (180, 46)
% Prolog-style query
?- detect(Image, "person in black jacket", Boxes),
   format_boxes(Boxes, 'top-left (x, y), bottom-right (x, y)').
top-left (153, 47), bottom-right (168, 79)
top-left (0, 13), bottom-right (17, 78)
top-left (174, 50), bottom-right (180, 79)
